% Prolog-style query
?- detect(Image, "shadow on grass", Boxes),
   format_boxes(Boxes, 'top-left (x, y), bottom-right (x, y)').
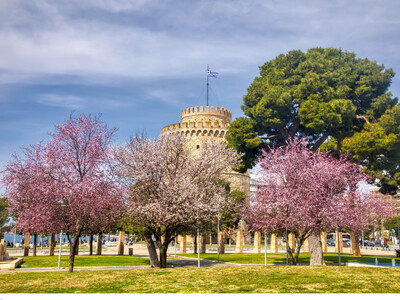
top-left (179, 253), bottom-right (400, 265)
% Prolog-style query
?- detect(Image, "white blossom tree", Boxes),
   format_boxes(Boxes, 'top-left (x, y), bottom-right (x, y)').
top-left (115, 134), bottom-right (239, 268)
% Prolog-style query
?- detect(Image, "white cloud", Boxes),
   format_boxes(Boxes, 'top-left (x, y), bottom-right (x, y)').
top-left (35, 93), bottom-right (130, 110)
top-left (78, 0), bottom-right (161, 13)
top-left (36, 94), bottom-right (85, 109)
top-left (146, 89), bottom-right (179, 106)
top-left (0, 0), bottom-right (399, 86)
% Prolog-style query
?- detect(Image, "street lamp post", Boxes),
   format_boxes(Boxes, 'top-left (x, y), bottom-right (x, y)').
top-left (264, 231), bottom-right (267, 266)
top-left (197, 227), bottom-right (200, 268)
top-left (397, 210), bottom-right (400, 250)
top-left (285, 228), bottom-right (288, 265)
top-left (361, 230), bottom-right (364, 249)
top-left (336, 228), bottom-right (341, 266)
top-left (217, 212), bottom-right (220, 263)
top-left (174, 236), bottom-right (177, 257)
top-left (13, 224), bottom-right (16, 248)
top-left (58, 231), bottom-right (63, 270)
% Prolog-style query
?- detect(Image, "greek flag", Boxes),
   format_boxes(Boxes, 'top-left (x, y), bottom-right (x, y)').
top-left (207, 70), bottom-right (218, 78)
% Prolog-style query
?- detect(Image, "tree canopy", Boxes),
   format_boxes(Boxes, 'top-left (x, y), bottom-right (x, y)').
top-left (2, 114), bottom-right (125, 272)
top-left (0, 197), bottom-right (10, 240)
top-left (245, 139), bottom-right (393, 265)
top-left (342, 104), bottom-right (400, 194)
top-left (227, 47), bottom-right (398, 173)
top-left (114, 134), bottom-right (239, 268)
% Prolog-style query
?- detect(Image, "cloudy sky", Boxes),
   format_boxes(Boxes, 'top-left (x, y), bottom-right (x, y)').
top-left (1, 0), bottom-right (400, 191)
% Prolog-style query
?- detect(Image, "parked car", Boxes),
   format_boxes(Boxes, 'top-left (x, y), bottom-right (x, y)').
top-left (362, 240), bottom-right (375, 247)
top-left (343, 238), bottom-right (351, 247)
top-left (327, 239), bottom-right (335, 246)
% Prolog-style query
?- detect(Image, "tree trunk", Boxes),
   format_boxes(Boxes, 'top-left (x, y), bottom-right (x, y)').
top-left (96, 233), bottom-right (103, 255)
top-left (143, 232), bottom-right (160, 268)
top-left (33, 234), bottom-right (37, 256)
top-left (49, 234), bottom-right (55, 256)
top-left (159, 243), bottom-right (168, 268)
top-left (68, 233), bottom-right (81, 273)
top-left (24, 233), bottom-right (30, 256)
top-left (74, 238), bottom-right (79, 255)
top-left (351, 231), bottom-right (361, 257)
top-left (309, 230), bottom-right (325, 265)
top-left (285, 231), bottom-right (300, 265)
top-left (117, 231), bottom-right (125, 255)
top-left (286, 232), bottom-right (300, 265)
top-left (292, 233), bottom-right (308, 265)
top-left (199, 235), bottom-right (207, 254)
top-left (194, 235), bottom-right (197, 254)
top-left (219, 231), bottom-right (225, 254)
top-left (89, 235), bottom-right (93, 255)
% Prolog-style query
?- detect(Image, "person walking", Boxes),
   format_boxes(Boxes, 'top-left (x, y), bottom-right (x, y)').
top-left (383, 239), bottom-right (389, 250)
top-left (390, 229), bottom-right (397, 245)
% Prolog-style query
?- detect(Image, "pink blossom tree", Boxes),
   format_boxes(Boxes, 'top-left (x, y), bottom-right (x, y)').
top-left (2, 114), bottom-right (125, 272)
top-left (114, 134), bottom-right (239, 268)
top-left (245, 139), bottom-right (394, 265)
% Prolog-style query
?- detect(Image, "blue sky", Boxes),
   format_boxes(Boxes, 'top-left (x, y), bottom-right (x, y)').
top-left (1, 0), bottom-right (400, 194)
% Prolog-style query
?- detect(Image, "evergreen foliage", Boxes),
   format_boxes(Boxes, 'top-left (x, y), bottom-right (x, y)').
top-left (227, 48), bottom-right (399, 184)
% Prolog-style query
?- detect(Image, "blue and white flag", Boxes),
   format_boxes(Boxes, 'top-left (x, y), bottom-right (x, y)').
top-left (207, 70), bottom-right (218, 78)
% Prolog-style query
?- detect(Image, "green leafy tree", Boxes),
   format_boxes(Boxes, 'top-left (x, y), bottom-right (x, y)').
top-left (0, 198), bottom-right (11, 240)
top-left (342, 104), bottom-right (400, 194)
top-left (227, 47), bottom-right (397, 173)
top-left (383, 217), bottom-right (399, 233)
top-left (220, 190), bottom-right (246, 230)
top-left (227, 47), bottom-right (398, 265)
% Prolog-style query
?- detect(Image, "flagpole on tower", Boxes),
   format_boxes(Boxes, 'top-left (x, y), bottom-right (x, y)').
top-left (206, 65), bottom-right (218, 107)
top-left (206, 64), bottom-right (209, 107)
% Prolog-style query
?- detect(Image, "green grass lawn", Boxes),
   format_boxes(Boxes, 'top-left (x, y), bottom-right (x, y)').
top-left (17, 252), bottom-right (400, 269)
top-left (1, 266), bottom-right (400, 293)
top-left (20, 255), bottom-right (150, 268)
top-left (180, 253), bottom-right (400, 265)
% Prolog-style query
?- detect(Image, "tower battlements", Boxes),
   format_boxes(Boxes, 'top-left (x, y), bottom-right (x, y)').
top-left (181, 106), bottom-right (231, 124)
top-left (161, 106), bottom-right (231, 136)
top-left (160, 121), bottom-right (229, 135)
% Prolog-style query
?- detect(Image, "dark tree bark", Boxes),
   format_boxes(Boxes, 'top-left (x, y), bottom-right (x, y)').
top-left (33, 234), bottom-right (37, 256)
top-left (309, 230), bottom-right (325, 265)
top-left (89, 234), bottom-right (93, 255)
top-left (68, 227), bottom-right (83, 273)
top-left (286, 231), bottom-right (308, 265)
top-left (159, 243), bottom-right (168, 268)
top-left (74, 238), bottom-right (79, 255)
top-left (49, 234), bottom-right (55, 256)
